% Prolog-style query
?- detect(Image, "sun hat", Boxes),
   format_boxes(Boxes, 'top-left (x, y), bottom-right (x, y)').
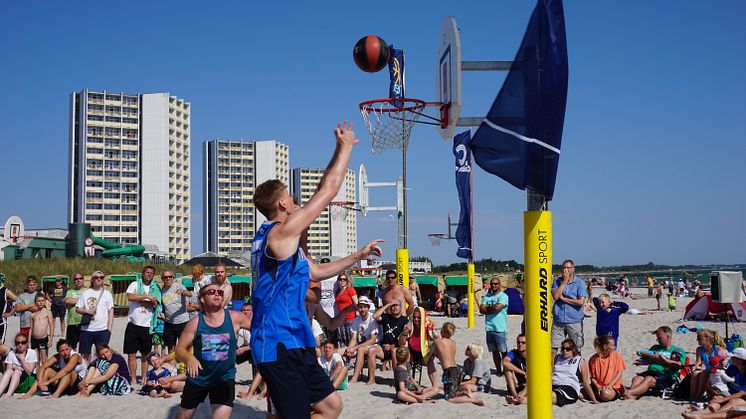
top-left (357, 296), bottom-right (373, 307)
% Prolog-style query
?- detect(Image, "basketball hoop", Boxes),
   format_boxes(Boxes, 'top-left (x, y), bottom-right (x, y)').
top-left (329, 201), bottom-right (358, 222)
top-left (13, 235), bottom-right (34, 249)
top-left (359, 98), bottom-right (442, 154)
top-left (428, 233), bottom-right (447, 246)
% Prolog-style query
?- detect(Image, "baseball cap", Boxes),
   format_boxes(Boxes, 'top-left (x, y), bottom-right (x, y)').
top-left (731, 347), bottom-right (746, 361)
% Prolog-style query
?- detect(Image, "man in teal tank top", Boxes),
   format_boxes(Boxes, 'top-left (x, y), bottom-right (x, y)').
top-left (175, 283), bottom-right (251, 419)
top-left (251, 122), bottom-right (384, 418)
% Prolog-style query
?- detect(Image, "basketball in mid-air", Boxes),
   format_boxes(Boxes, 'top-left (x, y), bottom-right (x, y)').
top-left (353, 35), bottom-right (390, 73)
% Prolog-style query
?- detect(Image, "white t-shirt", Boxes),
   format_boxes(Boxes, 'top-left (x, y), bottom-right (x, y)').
top-left (5, 348), bottom-right (39, 374)
top-left (76, 288), bottom-right (114, 332)
top-left (126, 282), bottom-right (155, 327)
top-left (237, 328), bottom-right (251, 348)
top-left (311, 319), bottom-right (324, 339)
top-left (350, 314), bottom-right (379, 343)
top-left (318, 352), bottom-right (344, 375)
top-left (59, 349), bottom-right (88, 379)
top-left (319, 277), bottom-right (337, 318)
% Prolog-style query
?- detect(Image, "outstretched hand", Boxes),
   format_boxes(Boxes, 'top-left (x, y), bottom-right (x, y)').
top-left (334, 121), bottom-right (359, 147)
top-left (360, 239), bottom-right (384, 259)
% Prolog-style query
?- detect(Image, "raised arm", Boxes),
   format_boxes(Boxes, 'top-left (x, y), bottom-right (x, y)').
top-left (308, 239), bottom-right (383, 282)
top-left (372, 302), bottom-right (394, 322)
top-left (269, 123), bottom-right (359, 259)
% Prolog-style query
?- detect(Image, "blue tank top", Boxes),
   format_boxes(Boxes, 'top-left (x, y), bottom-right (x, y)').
top-left (189, 309), bottom-right (236, 387)
top-left (250, 221), bottom-right (316, 363)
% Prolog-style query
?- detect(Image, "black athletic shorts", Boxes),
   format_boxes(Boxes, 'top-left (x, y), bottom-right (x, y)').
top-left (51, 305), bottom-right (66, 319)
top-left (552, 384), bottom-right (579, 406)
top-left (638, 370), bottom-right (672, 391)
top-left (31, 336), bottom-right (49, 350)
top-left (257, 343), bottom-right (335, 418)
top-left (163, 321), bottom-right (187, 348)
top-left (123, 323), bottom-right (152, 355)
top-left (180, 379), bottom-right (235, 409)
top-left (66, 324), bottom-right (81, 349)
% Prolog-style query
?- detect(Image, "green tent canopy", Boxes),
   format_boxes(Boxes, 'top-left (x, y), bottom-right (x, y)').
top-left (415, 276), bottom-right (439, 286)
top-left (353, 277), bottom-right (377, 288)
top-left (445, 275), bottom-right (468, 286)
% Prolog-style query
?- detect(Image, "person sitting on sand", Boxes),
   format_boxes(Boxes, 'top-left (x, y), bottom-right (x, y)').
top-left (682, 348), bottom-right (746, 419)
top-left (393, 347), bottom-right (437, 404)
top-left (21, 339), bottom-right (87, 398)
top-left (690, 328), bottom-right (729, 402)
top-left (77, 343), bottom-right (132, 396)
top-left (0, 332), bottom-right (38, 398)
top-left (318, 340), bottom-right (348, 391)
top-left (708, 355), bottom-right (735, 399)
top-left (624, 326), bottom-right (686, 399)
top-left (588, 335), bottom-right (626, 402)
top-left (432, 322), bottom-right (484, 406)
top-left (513, 338), bottom-right (598, 406)
top-left (460, 342), bottom-right (491, 394)
top-left (370, 300), bottom-right (409, 380)
top-left (140, 351), bottom-right (172, 398)
top-left (503, 334), bottom-right (528, 404)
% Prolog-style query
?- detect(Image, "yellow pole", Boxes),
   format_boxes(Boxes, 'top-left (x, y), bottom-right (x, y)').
top-left (396, 248), bottom-right (409, 289)
top-left (467, 262), bottom-right (475, 328)
top-left (524, 210), bottom-right (552, 418)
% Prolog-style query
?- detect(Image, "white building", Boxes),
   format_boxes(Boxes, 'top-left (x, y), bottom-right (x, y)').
top-left (204, 139), bottom-right (289, 255)
top-left (68, 90), bottom-right (191, 263)
top-left (291, 168), bottom-right (356, 260)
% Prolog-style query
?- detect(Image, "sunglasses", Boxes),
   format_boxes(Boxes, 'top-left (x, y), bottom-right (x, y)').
top-left (386, 276), bottom-right (396, 280)
top-left (205, 289), bottom-right (225, 297)
top-left (15, 340), bottom-right (28, 345)
top-left (338, 278), bottom-right (348, 281)
top-left (74, 277), bottom-right (84, 280)
top-left (92, 275), bottom-right (104, 279)
top-left (561, 347), bottom-right (573, 352)
top-left (162, 275), bottom-right (174, 279)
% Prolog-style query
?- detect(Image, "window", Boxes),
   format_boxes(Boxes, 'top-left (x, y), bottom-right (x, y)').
top-left (85, 203), bottom-right (102, 210)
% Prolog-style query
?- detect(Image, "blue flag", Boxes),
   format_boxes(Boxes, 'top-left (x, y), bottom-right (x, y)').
top-left (388, 46), bottom-right (404, 107)
top-left (453, 130), bottom-right (473, 261)
top-left (470, 0), bottom-right (568, 200)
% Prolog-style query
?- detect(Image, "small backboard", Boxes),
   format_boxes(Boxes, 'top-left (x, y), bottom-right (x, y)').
top-left (358, 164), bottom-right (368, 216)
top-left (3, 215), bottom-right (25, 243)
top-left (437, 16), bottom-right (462, 141)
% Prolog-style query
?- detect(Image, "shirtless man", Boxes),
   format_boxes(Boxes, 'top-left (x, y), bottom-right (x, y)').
top-left (381, 270), bottom-right (415, 318)
top-left (432, 322), bottom-right (484, 406)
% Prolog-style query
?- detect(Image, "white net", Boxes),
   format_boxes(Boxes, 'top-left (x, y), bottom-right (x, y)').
top-left (330, 205), bottom-right (349, 222)
top-left (360, 99), bottom-right (425, 154)
top-left (428, 234), bottom-right (444, 246)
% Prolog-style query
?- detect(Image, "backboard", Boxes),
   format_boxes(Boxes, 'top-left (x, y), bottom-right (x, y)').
top-left (437, 16), bottom-right (463, 141)
top-left (3, 215), bottom-right (25, 243)
top-left (358, 164), bottom-right (368, 216)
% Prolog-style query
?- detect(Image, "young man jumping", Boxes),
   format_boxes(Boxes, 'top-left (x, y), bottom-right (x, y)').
top-left (251, 122), bottom-right (383, 418)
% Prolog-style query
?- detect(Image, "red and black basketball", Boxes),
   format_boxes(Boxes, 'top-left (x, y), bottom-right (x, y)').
top-left (353, 35), bottom-right (390, 73)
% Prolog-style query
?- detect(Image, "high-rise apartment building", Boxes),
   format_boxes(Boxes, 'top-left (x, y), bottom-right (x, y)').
top-left (203, 139), bottom-right (289, 255)
top-left (68, 89), bottom-right (191, 263)
top-left (291, 168), bottom-right (357, 260)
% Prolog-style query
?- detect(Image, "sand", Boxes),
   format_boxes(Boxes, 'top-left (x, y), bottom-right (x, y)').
top-left (0, 290), bottom-right (732, 418)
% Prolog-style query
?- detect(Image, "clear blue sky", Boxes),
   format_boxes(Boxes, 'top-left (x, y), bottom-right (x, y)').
top-left (1, 1), bottom-right (744, 267)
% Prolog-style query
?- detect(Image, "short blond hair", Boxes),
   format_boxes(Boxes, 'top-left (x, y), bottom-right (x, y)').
top-left (467, 342), bottom-right (484, 358)
top-left (254, 179), bottom-right (287, 219)
top-left (441, 322), bottom-right (456, 338)
top-left (395, 347), bottom-right (410, 364)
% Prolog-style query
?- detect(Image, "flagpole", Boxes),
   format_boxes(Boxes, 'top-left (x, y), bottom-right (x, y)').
top-left (467, 149), bottom-right (475, 329)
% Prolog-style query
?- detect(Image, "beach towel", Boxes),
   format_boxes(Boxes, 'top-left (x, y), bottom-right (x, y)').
top-left (137, 277), bottom-right (162, 335)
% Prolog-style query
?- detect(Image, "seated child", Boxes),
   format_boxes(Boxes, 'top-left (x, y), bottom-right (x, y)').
top-left (393, 347), bottom-right (437, 404)
top-left (708, 355), bottom-right (735, 398)
top-left (432, 322), bottom-right (484, 406)
top-left (140, 351), bottom-right (171, 398)
top-left (460, 342), bottom-right (491, 393)
top-left (317, 340), bottom-right (348, 390)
